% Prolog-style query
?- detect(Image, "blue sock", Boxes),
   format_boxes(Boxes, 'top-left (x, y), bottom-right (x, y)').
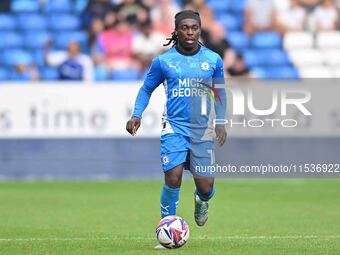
top-left (195, 186), bottom-right (216, 202)
top-left (160, 184), bottom-right (180, 218)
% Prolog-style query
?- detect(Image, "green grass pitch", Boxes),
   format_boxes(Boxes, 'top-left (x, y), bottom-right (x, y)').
top-left (0, 179), bottom-right (340, 255)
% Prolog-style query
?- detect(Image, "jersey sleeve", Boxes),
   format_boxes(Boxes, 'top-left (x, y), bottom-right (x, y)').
top-left (132, 57), bottom-right (165, 118)
top-left (213, 56), bottom-right (227, 120)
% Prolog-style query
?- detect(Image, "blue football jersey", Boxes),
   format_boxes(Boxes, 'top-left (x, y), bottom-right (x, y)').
top-left (132, 45), bottom-right (226, 139)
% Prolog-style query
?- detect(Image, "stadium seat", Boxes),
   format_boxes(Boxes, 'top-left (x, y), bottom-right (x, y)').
top-left (41, 67), bottom-right (59, 80)
top-left (44, 0), bottom-right (73, 13)
top-left (217, 14), bottom-right (242, 31)
top-left (244, 49), bottom-right (290, 66)
top-left (0, 68), bottom-right (8, 80)
top-left (53, 31), bottom-right (88, 49)
top-left (95, 66), bottom-right (109, 81)
top-left (250, 67), bottom-right (268, 79)
top-left (316, 32), bottom-right (340, 49)
top-left (227, 31), bottom-right (249, 50)
top-left (289, 49), bottom-right (324, 67)
top-left (1, 49), bottom-right (33, 66)
top-left (11, 0), bottom-right (40, 12)
top-left (33, 50), bottom-right (45, 67)
top-left (0, 15), bottom-right (17, 30)
top-left (284, 32), bottom-right (314, 49)
top-left (18, 14), bottom-right (47, 30)
top-left (0, 32), bottom-right (24, 49)
top-left (75, 0), bottom-right (89, 13)
top-left (267, 66), bottom-right (300, 79)
top-left (252, 32), bottom-right (282, 48)
top-left (48, 14), bottom-right (80, 30)
top-left (24, 32), bottom-right (51, 49)
top-left (299, 66), bottom-right (333, 78)
top-left (323, 50), bottom-right (340, 66)
top-left (334, 67), bottom-right (340, 78)
top-left (206, 0), bottom-right (232, 13)
top-left (230, 0), bottom-right (246, 12)
top-left (111, 68), bottom-right (140, 81)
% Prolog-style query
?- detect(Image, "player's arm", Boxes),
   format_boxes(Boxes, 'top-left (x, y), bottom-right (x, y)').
top-left (126, 57), bottom-right (164, 136)
top-left (213, 56), bottom-right (227, 146)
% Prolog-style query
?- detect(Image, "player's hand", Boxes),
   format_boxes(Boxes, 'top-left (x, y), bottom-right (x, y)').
top-left (215, 124), bottom-right (227, 147)
top-left (126, 117), bottom-right (141, 136)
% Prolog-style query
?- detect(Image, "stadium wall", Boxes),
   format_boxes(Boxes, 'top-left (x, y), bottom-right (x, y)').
top-left (0, 83), bottom-right (339, 179)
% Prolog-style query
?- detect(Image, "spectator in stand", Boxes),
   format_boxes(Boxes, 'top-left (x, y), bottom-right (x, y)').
top-left (45, 41), bottom-right (94, 81)
top-left (151, 0), bottom-right (180, 37)
top-left (201, 21), bottom-right (235, 69)
top-left (11, 64), bottom-right (40, 81)
top-left (93, 18), bottom-right (137, 72)
top-left (0, 0), bottom-right (10, 12)
top-left (132, 20), bottom-right (165, 70)
top-left (274, 0), bottom-right (307, 34)
top-left (184, 0), bottom-right (215, 31)
top-left (313, 0), bottom-right (339, 31)
top-left (114, 0), bottom-right (150, 27)
top-left (244, 0), bottom-right (275, 35)
top-left (88, 17), bottom-right (105, 50)
top-left (82, 0), bottom-right (115, 29)
top-left (298, 0), bottom-right (321, 11)
top-left (226, 54), bottom-right (253, 78)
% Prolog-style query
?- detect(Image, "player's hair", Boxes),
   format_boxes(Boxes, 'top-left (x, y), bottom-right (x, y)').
top-left (163, 10), bottom-right (203, 47)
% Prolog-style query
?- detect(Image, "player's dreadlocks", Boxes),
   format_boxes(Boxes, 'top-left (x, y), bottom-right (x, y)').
top-left (163, 10), bottom-right (203, 47)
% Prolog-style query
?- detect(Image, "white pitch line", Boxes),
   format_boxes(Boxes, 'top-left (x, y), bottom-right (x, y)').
top-left (0, 235), bottom-right (340, 242)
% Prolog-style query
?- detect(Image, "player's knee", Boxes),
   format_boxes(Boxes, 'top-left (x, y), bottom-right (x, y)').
top-left (198, 182), bottom-right (214, 197)
top-left (165, 175), bottom-right (182, 189)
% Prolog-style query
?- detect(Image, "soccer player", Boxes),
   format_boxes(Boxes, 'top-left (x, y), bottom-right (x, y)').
top-left (126, 9), bottom-right (226, 231)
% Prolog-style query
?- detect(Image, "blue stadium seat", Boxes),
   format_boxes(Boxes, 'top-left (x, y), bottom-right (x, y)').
top-left (11, 0), bottom-right (40, 12)
top-left (24, 32), bottom-right (50, 49)
top-left (0, 68), bottom-right (8, 80)
top-left (265, 50), bottom-right (290, 65)
top-left (244, 50), bottom-right (263, 66)
top-left (267, 66), bottom-right (300, 79)
top-left (75, 0), bottom-right (89, 13)
top-left (227, 32), bottom-right (249, 50)
top-left (53, 31), bottom-right (88, 49)
top-left (0, 32), bottom-right (24, 49)
top-left (95, 66), bottom-right (109, 81)
top-left (252, 32), bottom-right (282, 48)
top-left (244, 49), bottom-right (290, 66)
top-left (251, 67), bottom-right (268, 79)
top-left (18, 14), bottom-right (47, 30)
top-left (44, 0), bottom-right (73, 13)
top-left (41, 67), bottom-right (59, 80)
top-left (0, 15), bottom-right (17, 30)
top-left (216, 14), bottom-right (243, 31)
top-left (49, 14), bottom-right (80, 30)
top-left (112, 68), bottom-right (140, 81)
top-left (230, 0), bottom-right (246, 12)
top-left (32, 50), bottom-right (45, 67)
top-left (207, 0), bottom-right (232, 13)
top-left (1, 49), bottom-right (33, 66)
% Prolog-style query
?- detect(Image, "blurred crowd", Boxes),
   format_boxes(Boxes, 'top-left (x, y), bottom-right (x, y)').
top-left (4, 0), bottom-right (340, 81)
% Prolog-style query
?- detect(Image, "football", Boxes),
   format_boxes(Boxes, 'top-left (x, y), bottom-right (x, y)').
top-left (155, 215), bottom-right (190, 249)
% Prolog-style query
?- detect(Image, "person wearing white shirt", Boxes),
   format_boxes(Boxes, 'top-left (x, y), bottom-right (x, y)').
top-left (313, 0), bottom-right (339, 31)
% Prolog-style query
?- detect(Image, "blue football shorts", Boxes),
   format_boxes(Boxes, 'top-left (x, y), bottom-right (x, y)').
top-left (160, 133), bottom-right (216, 177)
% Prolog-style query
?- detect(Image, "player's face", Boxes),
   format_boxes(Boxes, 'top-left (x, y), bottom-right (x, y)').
top-left (176, 19), bottom-right (201, 50)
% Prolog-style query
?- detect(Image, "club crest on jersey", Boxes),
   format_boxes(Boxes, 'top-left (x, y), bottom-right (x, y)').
top-left (201, 62), bottom-right (210, 71)
top-left (162, 155), bottom-right (169, 165)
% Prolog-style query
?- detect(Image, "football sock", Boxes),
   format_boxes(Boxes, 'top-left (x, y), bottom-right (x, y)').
top-left (195, 186), bottom-right (216, 202)
top-left (160, 184), bottom-right (180, 218)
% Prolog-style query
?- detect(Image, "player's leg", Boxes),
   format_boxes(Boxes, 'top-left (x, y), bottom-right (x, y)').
top-left (190, 138), bottom-right (216, 226)
top-left (160, 133), bottom-right (189, 218)
top-left (160, 164), bottom-right (184, 218)
top-left (193, 176), bottom-right (215, 226)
